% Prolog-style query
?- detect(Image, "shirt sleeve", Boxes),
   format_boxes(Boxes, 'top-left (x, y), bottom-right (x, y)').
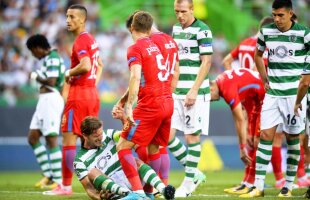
top-left (73, 160), bottom-right (88, 180)
top-left (75, 37), bottom-right (90, 61)
top-left (127, 45), bottom-right (142, 68)
top-left (230, 46), bottom-right (239, 59)
top-left (197, 27), bottom-right (213, 55)
top-left (256, 29), bottom-right (266, 52)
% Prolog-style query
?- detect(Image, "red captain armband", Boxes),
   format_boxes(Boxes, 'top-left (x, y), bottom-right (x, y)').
top-left (239, 144), bottom-right (246, 149)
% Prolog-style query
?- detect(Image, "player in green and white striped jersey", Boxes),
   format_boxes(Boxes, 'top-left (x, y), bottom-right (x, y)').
top-left (73, 116), bottom-right (175, 200)
top-left (168, 0), bottom-right (211, 197)
top-left (26, 34), bottom-right (65, 190)
top-left (240, 0), bottom-right (310, 198)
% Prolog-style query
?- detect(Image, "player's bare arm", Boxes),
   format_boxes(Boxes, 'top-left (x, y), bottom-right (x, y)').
top-left (65, 56), bottom-right (91, 82)
top-left (80, 176), bottom-right (102, 200)
top-left (185, 54), bottom-right (211, 107)
top-left (232, 103), bottom-right (252, 165)
top-left (222, 53), bottom-right (234, 70)
top-left (126, 64), bottom-right (141, 126)
top-left (95, 58), bottom-right (104, 86)
top-left (171, 61), bottom-right (180, 92)
top-left (294, 74), bottom-right (310, 116)
top-left (254, 48), bottom-right (269, 90)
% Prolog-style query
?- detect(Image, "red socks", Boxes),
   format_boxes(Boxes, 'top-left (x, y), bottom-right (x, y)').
top-left (271, 146), bottom-right (283, 181)
top-left (62, 146), bottom-right (76, 186)
top-left (118, 149), bottom-right (143, 191)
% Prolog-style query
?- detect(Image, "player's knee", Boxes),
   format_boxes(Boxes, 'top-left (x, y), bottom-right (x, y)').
top-left (88, 168), bottom-right (102, 182)
top-left (28, 130), bottom-right (40, 146)
top-left (135, 157), bottom-right (143, 167)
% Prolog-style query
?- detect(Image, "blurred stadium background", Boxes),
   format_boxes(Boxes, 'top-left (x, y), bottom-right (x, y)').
top-left (0, 0), bottom-right (309, 173)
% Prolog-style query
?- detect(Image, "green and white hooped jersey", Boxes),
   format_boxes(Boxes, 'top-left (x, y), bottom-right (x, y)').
top-left (257, 22), bottom-right (310, 97)
top-left (172, 19), bottom-right (213, 100)
top-left (74, 129), bottom-right (121, 180)
top-left (41, 50), bottom-right (65, 92)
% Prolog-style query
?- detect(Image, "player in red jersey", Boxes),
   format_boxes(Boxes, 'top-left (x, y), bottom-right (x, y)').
top-left (113, 11), bottom-right (175, 200)
top-left (210, 68), bottom-right (265, 194)
top-left (44, 4), bottom-right (103, 196)
top-left (149, 28), bottom-right (179, 188)
top-left (222, 17), bottom-right (274, 70)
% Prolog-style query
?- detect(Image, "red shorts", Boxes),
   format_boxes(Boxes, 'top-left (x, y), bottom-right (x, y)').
top-left (244, 100), bottom-right (263, 137)
top-left (61, 99), bottom-right (100, 136)
top-left (121, 100), bottom-right (173, 146)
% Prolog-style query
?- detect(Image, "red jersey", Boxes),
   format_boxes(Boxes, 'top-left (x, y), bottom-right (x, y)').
top-left (127, 37), bottom-right (172, 109)
top-left (230, 36), bottom-right (268, 69)
top-left (150, 32), bottom-right (179, 91)
top-left (216, 68), bottom-right (265, 110)
top-left (68, 31), bottom-right (100, 101)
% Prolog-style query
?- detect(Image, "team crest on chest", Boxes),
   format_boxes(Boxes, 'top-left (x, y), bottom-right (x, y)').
top-left (289, 34), bottom-right (297, 43)
top-left (185, 32), bottom-right (192, 39)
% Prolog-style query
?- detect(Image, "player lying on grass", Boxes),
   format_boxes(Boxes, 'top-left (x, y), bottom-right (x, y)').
top-left (72, 116), bottom-right (175, 200)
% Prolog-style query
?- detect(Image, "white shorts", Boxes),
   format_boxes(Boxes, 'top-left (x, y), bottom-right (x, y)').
top-left (30, 92), bottom-right (64, 136)
top-left (110, 170), bottom-right (131, 190)
top-left (171, 99), bottom-right (210, 135)
top-left (261, 94), bottom-right (306, 135)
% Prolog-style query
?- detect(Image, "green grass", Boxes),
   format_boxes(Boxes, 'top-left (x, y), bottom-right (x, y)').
top-left (0, 170), bottom-right (306, 199)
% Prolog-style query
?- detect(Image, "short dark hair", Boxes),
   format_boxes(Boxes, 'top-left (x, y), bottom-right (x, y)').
top-left (126, 10), bottom-right (140, 30)
top-left (26, 34), bottom-right (51, 50)
top-left (68, 4), bottom-right (87, 19)
top-left (81, 116), bottom-right (103, 136)
top-left (259, 16), bottom-right (274, 28)
top-left (272, 0), bottom-right (292, 10)
top-left (132, 11), bottom-right (153, 33)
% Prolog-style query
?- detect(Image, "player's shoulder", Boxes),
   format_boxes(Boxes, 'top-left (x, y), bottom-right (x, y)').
top-left (240, 36), bottom-right (257, 45)
top-left (292, 22), bottom-right (310, 32)
top-left (193, 19), bottom-right (211, 31)
top-left (74, 148), bottom-right (87, 161)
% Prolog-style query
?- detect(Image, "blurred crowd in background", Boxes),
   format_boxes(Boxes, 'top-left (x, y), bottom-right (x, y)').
top-left (0, 0), bottom-right (309, 107)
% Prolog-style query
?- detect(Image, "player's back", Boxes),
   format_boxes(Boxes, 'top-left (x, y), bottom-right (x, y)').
top-left (150, 32), bottom-right (179, 86)
top-left (231, 36), bottom-right (268, 69)
top-left (69, 32), bottom-right (100, 101)
top-left (127, 37), bottom-right (172, 107)
top-left (216, 68), bottom-right (264, 109)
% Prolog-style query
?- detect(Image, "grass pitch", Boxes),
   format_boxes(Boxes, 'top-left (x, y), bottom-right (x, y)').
top-left (0, 170), bottom-right (306, 200)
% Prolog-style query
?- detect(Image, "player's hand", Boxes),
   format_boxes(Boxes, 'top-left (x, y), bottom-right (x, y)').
top-left (112, 105), bottom-right (125, 119)
top-left (264, 81), bottom-right (270, 91)
top-left (246, 135), bottom-right (254, 149)
top-left (185, 89), bottom-right (198, 107)
top-left (125, 106), bottom-right (136, 126)
top-left (65, 69), bottom-right (70, 83)
top-left (294, 103), bottom-right (302, 117)
top-left (240, 148), bottom-right (252, 166)
top-left (99, 189), bottom-right (113, 200)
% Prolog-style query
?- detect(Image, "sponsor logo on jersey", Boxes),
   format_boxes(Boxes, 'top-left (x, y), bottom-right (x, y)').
top-left (268, 35), bottom-right (278, 38)
top-left (203, 30), bottom-right (209, 37)
top-left (268, 45), bottom-right (293, 58)
top-left (97, 153), bottom-right (112, 170)
top-left (165, 41), bottom-right (176, 49)
top-left (78, 50), bottom-right (87, 56)
top-left (178, 44), bottom-right (189, 54)
top-left (146, 45), bottom-right (160, 55)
